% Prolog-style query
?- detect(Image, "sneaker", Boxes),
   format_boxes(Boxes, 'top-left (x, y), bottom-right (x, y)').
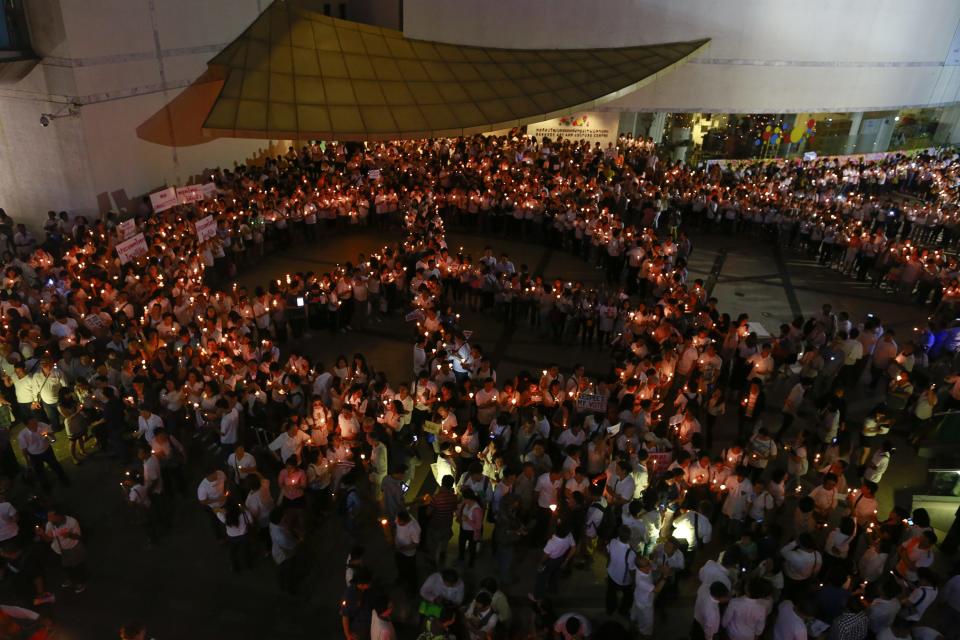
top-left (33, 593), bottom-right (55, 605)
top-left (60, 580), bottom-right (72, 588)
top-left (74, 584), bottom-right (86, 594)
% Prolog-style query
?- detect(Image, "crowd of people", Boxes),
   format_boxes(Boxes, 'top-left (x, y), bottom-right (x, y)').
top-left (0, 133), bottom-right (955, 640)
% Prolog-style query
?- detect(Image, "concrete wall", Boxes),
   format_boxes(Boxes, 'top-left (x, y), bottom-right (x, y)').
top-left (0, 0), bottom-right (283, 227)
top-left (402, 0), bottom-right (960, 114)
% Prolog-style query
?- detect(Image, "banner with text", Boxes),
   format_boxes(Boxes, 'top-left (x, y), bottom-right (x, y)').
top-left (117, 218), bottom-right (137, 241)
top-left (194, 215), bottom-right (217, 243)
top-left (149, 187), bottom-right (178, 213)
top-left (200, 182), bottom-right (218, 200)
top-left (576, 393), bottom-right (608, 413)
top-left (176, 184), bottom-right (205, 204)
top-left (116, 233), bottom-right (148, 264)
top-left (527, 111), bottom-right (619, 148)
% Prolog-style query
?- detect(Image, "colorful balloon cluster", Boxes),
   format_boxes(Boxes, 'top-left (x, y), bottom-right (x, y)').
top-left (755, 118), bottom-right (816, 146)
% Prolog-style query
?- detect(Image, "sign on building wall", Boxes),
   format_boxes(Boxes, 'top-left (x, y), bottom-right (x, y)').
top-left (527, 111), bottom-right (620, 148)
top-left (149, 187), bottom-right (178, 213)
top-left (116, 233), bottom-right (148, 264)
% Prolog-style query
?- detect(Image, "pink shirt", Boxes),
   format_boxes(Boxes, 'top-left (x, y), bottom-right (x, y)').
top-left (279, 468), bottom-right (306, 501)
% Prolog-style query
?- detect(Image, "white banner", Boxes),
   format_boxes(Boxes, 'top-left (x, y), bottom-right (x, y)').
top-left (149, 187), bottom-right (178, 213)
top-left (576, 393), bottom-right (608, 413)
top-left (116, 233), bottom-right (148, 264)
top-left (176, 185), bottom-right (204, 204)
top-left (200, 182), bottom-right (218, 200)
top-left (117, 218), bottom-right (137, 241)
top-left (527, 111), bottom-right (619, 148)
top-left (194, 215), bottom-right (217, 243)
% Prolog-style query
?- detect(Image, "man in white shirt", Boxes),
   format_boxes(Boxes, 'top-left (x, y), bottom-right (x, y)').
top-left (394, 510), bottom-right (420, 592)
top-left (673, 501), bottom-right (713, 552)
top-left (269, 422), bottom-right (310, 465)
top-left (723, 578), bottom-right (771, 640)
top-left (780, 535), bottom-right (822, 598)
top-left (226, 444), bottom-right (257, 484)
top-left (6, 363), bottom-right (37, 423)
top-left (631, 556), bottom-right (665, 638)
top-left (0, 499), bottom-right (18, 544)
top-left (694, 581), bottom-right (730, 640)
top-left (136, 407), bottom-right (164, 444)
top-left (531, 523), bottom-right (576, 602)
top-left (419, 568), bottom-right (464, 606)
top-left (773, 599), bottom-right (808, 640)
top-left (606, 526), bottom-right (636, 616)
top-left (32, 360), bottom-right (65, 431)
top-left (16, 418), bottom-right (69, 489)
top-left (196, 468), bottom-right (227, 541)
top-left (534, 468), bottom-right (563, 543)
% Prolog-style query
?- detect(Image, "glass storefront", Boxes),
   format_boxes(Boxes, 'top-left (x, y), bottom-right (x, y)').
top-left (619, 106), bottom-right (959, 163)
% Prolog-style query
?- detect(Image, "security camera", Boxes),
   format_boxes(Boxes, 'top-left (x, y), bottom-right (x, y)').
top-left (39, 115), bottom-right (50, 127)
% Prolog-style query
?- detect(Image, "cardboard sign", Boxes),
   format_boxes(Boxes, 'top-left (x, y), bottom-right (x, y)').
top-left (367, 169), bottom-right (381, 180)
top-left (194, 215), bottom-right (217, 243)
top-left (423, 420), bottom-right (441, 435)
top-left (647, 452), bottom-right (674, 475)
top-left (405, 309), bottom-right (425, 323)
top-left (176, 184), bottom-right (204, 204)
top-left (200, 182), bottom-right (218, 200)
top-left (116, 233), bottom-right (148, 264)
top-left (803, 151), bottom-right (818, 162)
top-left (576, 393), bottom-right (608, 413)
top-left (117, 218), bottom-right (137, 241)
top-left (149, 187), bottom-right (178, 213)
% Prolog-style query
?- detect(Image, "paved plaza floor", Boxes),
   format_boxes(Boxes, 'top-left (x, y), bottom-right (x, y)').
top-left (0, 225), bottom-right (939, 639)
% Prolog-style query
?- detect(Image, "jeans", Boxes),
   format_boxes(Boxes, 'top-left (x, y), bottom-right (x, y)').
top-left (42, 402), bottom-right (60, 431)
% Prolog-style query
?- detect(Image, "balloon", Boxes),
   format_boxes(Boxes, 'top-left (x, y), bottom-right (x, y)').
top-left (754, 139), bottom-right (762, 146)
top-left (770, 134), bottom-right (779, 144)
top-left (764, 125), bottom-right (771, 132)
top-left (807, 118), bottom-right (815, 129)
top-left (791, 126), bottom-right (805, 143)
top-left (782, 124), bottom-right (789, 131)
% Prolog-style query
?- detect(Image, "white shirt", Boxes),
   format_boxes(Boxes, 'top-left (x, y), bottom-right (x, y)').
top-left (607, 538), bottom-right (637, 586)
top-left (773, 600), bottom-right (807, 640)
top-left (17, 424), bottom-right (51, 455)
top-left (864, 451), bottom-right (890, 483)
top-left (197, 472), bottom-right (227, 509)
top-left (395, 519), bottom-right (421, 557)
top-left (45, 515), bottom-right (81, 554)
top-left (143, 455), bottom-right (163, 494)
top-left (0, 502), bottom-right (17, 542)
top-left (694, 585), bottom-right (723, 640)
top-left (942, 574), bottom-right (960, 612)
top-left (780, 541), bottom-right (821, 580)
top-left (723, 596), bottom-right (767, 640)
top-left (419, 572), bottom-right (464, 605)
top-left (219, 407), bottom-right (240, 445)
top-left (535, 473), bottom-right (561, 509)
top-left (10, 374), bottom-right (36, 404)
top-left (227, 451), bottom-right (257, 481)
top-left (137, 413), bottom-right (164, 442)
top-left (543, 533), bottom-right (575, 559)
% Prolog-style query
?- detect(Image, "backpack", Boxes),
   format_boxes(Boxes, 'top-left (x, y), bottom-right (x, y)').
top-left (595, 503), bottom-right (619, 541)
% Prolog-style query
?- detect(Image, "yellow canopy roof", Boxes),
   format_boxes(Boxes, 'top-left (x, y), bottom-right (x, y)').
top-left (201, 1), bottom-right (709, 141)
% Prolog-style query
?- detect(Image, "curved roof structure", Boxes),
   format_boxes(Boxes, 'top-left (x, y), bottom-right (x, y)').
top-left (200, 1), bottom-right (709, 141)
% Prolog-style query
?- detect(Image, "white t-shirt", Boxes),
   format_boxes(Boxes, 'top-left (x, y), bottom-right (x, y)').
top-left (535, 473), bottom-right (560, 508)
top-left (0, 502), bottom-right (17, 542)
